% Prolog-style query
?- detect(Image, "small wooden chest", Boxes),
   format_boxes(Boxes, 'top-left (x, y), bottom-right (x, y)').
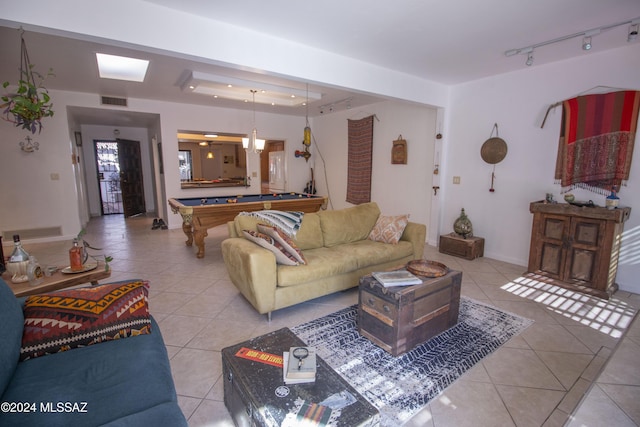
top-left (358, 270), bottom-right (462, 356)
top-left (439, 233), bottom-right (485, 260)
top-left (222, 328), bottom-right (379, 427)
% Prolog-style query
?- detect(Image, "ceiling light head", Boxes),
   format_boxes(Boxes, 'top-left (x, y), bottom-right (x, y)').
top-left (525, 51), bottom-right (534, 66)
top-left (629, 23), bottom-right (639, 42)
top-left (582, 36), bottom-right (592, 50)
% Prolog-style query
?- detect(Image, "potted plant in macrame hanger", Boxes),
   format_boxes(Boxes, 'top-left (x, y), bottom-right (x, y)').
top-left (1, 29), bottom-right (54, 134)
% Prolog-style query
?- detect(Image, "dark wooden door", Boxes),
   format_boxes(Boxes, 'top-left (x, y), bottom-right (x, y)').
top-left (117, 138), bottom-right (146, 217)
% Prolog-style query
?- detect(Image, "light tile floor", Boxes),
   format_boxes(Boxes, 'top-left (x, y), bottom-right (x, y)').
top-left (22, 215), bottom-right (640, 427)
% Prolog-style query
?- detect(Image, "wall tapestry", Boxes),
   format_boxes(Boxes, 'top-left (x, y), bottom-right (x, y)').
top-left (346, 115), bottom-right (374, 204)
top-left (554, 90), bottom-right (639, 194)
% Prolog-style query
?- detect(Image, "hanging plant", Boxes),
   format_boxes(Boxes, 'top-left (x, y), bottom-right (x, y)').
top-left (1, 30), bottom-right (54, 134)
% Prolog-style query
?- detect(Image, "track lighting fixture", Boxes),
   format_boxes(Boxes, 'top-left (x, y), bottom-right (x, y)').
top-left (582, 29), bottom-right (600, 51)
top-left (505, 16), bottom-right (640, 66)
top-left (629, 23), bottom-right (639, 42)
top-left (526, 51), bottom-right (534, 66)
top-left (318, 97), bottom-right (353, 115)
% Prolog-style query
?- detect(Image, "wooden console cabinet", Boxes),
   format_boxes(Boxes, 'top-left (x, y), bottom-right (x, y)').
top-left (527, 201), bottom-right (631, 299)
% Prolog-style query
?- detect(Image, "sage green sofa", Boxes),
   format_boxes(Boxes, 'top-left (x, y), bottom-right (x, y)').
top-left (221, 202), bottom-right (426, 320)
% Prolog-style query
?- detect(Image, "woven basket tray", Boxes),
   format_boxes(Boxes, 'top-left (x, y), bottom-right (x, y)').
top-left (406, 260), bottom-right (449, 278)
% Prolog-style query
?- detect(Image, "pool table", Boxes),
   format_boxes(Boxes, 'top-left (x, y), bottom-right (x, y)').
top-left (168, 193), bottom-right (327, 258)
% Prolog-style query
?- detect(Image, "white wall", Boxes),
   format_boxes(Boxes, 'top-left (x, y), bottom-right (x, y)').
top-left (443, 43), bottom-right (640, 293)
top-left (310, 100), bottom-right (437, 226)
top-left (0, 89), bottom-right (80, 242)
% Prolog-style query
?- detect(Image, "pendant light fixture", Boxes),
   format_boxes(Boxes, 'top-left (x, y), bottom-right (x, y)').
top-left (206, 141), bottom-right (214, 159)
top-left (242, 90), bottom-right (265, 154)
top-left (301, 84), bottom-right (312, 162)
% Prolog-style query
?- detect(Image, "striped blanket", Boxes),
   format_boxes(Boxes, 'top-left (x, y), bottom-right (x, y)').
top-left (555, 90), bottom-right (639, 194)
top-left (239, 210), bottom-right (304, 237)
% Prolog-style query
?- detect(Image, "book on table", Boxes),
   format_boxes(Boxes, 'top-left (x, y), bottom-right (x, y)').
top-left (283, 346), bottom-right (316, 384)
top-left (371, 270), bottom-right (423, 287)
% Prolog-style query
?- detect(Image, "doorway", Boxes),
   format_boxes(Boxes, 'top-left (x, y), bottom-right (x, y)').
top-left (94, 139), bottom-right (146, 217)
top-left (260, 140), bottom-right (285, 193)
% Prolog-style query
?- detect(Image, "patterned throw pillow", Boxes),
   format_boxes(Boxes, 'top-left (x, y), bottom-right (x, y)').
top-left (368, 214), bottom-right (409, 244)
top-left (242, 230), bottom-right (300, 265)
top-left (257, 224), bottom-right (307, 265)
top-left (20, 281), bottom-right (151, 361)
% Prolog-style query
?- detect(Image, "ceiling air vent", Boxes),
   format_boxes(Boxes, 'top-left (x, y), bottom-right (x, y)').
top-left (101, 96), bottom-right (128, 107)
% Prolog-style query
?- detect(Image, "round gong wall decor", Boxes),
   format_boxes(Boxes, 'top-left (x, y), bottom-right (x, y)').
top-left (481, 123), bottom-right (508, 192)
top-left (481, 124), bottom-right (508, 164)
top-left (481, 137), bottom-right (508, 164)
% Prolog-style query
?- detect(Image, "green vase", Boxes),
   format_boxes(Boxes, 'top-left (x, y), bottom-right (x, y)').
top-left (454, 208), bottom-right (473, 239)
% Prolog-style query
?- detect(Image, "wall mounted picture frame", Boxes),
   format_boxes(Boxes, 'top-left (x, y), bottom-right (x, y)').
top-left (391, 135), bottom-right (407, 164)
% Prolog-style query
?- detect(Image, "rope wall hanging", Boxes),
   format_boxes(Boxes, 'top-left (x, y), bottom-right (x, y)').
top-left (480, 123), bottom-right (508, 192)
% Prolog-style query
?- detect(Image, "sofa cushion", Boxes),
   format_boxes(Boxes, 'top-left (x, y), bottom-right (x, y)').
top-left (0, 278), bottom-right (23, 395)
top-left (289, 213), bottom-right (323, 250)
top-left (369, 214), bottom-right (409, 244)
top-left (318, 202), bottom-right (381, 247)
top-left (235, 212), bottom-right (323, 250)
top-left (258, 224), bottom-right (306, 264)
top-left (243, 229), bottom-right (300, 265)
top-left (20, 281), bottom-right (151, 361)
top-left (277, 247), bottom-right (361, 287)
top-left (0, 316), bottom-right (186, 426)
top-left (330, 239), bottom-right (415, 269)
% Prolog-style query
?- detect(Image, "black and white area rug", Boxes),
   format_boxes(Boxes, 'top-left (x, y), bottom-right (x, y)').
top-left (291, 297), bottom-right (534, 426)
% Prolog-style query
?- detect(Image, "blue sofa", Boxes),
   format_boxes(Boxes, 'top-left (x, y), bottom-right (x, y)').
top-left (0, 277), bottom-right (187, 427)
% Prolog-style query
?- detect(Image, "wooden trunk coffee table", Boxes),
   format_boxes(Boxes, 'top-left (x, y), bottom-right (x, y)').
top-left (3, 263), bottom-right (112, 297)
top-left (222, 327), bottom-right (379, 427)
top-left (358, 269), bottom-right (462, 356)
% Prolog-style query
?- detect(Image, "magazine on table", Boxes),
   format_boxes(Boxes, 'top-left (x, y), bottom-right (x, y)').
top-left (372, 269), bottom-right (422, 287)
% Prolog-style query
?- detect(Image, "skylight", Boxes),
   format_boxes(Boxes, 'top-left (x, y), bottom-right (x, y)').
top-left (96, 53), bottom-right (149, 82)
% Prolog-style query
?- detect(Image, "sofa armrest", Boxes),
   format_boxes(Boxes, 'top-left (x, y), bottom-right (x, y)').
top-left (401, 221), bottom-right (427, 260)
top-left (221, 238), bottom-right (278, 314)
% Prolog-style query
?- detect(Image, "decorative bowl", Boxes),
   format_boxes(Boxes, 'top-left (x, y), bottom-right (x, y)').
top-left (406, 260), bottom-right (449, 278)
top-left (564, 194), bottom-right (575, 203)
